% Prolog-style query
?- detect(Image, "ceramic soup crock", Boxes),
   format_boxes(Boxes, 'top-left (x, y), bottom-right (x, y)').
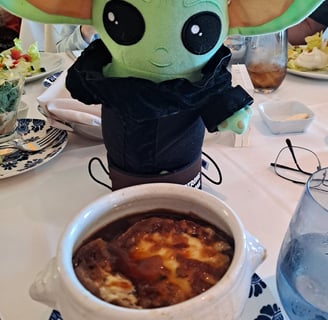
top-left (30, 183), bottom-right (266, 320)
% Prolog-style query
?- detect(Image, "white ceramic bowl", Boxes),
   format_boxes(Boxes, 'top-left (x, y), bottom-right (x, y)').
top-left (258, 100), bottom-right (314, 134)
top-left (29, 183), bottom-right (265, 320)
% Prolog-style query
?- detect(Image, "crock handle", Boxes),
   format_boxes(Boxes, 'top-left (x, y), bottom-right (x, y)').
top-left (245, 231), bottom-right (267, 270)
top-left (29, 257), bottom-right (59, 309)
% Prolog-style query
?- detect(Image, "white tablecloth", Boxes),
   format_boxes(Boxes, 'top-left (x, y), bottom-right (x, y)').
top-left (1, 54), bottom-right (328, 319)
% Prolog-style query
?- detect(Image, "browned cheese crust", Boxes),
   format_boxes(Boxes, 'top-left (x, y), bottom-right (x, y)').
top-left (73, 216), bottom-right (234, 309)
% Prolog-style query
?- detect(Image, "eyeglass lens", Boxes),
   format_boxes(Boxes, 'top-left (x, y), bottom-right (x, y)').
top-left (309, 168), bottom-right (328, 192)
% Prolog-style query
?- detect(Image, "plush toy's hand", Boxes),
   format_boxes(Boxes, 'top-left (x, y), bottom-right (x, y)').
top-left (217, 105), bottom-right (252, 134)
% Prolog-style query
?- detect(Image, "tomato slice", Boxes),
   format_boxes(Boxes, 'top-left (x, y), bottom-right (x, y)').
top-left (10, 48), bottom-right (22, 60)
top-left (21, 54), bottom-right (32, 62)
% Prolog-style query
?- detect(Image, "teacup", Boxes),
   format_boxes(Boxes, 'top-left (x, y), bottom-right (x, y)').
top-left (29, 183), bottom-right (266, 320)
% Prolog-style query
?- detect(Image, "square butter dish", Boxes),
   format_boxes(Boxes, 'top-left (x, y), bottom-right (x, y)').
top-left (258, 100), bottom-right (314, 134)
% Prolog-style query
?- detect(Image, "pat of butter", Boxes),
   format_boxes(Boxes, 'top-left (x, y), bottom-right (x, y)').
top-left (286, 113), bottom-right (309, 120)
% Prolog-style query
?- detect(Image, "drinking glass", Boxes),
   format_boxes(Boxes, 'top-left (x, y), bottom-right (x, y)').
top-left (276, 167), bottom-right (328, 319)
top-left (224, 34), bottom-right (246, 64)
top-left (0, 76), bottom-right (24, 143)
top-left (245, 30), bottom-right (287, 93)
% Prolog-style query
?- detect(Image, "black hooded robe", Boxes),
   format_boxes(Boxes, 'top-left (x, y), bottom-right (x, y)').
top-left (66, 39), bottom-right (253, 189)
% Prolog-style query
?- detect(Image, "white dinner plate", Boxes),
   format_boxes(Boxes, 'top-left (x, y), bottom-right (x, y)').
top-left (287, 68), bottom-right (328, 80)
top-left (25, 52), bottom-right (63, 83)
top-left (0, 118), bottom-right (67, 179)
top-left (48, 273), bottom-right (286, 320)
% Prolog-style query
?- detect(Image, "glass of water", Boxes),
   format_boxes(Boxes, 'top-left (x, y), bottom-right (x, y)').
top-left (276, 167), bottom-right (328, 319)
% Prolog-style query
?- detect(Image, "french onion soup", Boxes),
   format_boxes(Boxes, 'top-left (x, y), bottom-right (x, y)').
top-left (73, 210), bottom-right (234, 309)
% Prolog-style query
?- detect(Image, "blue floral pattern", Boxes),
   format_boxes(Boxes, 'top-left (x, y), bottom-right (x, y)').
top-left (248, 273), bottom-right (284, 320)
top-left (255, 304), bottom-right (284, 320)
top-left (0, 119), bottom-right (67, 179)
top-left (249, 273), bottom-right (267, 298)
top-left (49, 310), bottom-right (63, 320)
top-left (16, 118), bottom-right (45, 134)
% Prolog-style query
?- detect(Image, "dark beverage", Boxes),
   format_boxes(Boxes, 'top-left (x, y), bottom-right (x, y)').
top-left (246, 63), bottom-right (286, 93)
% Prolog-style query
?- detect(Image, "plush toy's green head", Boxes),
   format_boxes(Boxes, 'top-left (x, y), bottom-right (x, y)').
top-left (0, 0), bottom-right (324, 81)
top-left (95, 0), bottom-right (228, 81)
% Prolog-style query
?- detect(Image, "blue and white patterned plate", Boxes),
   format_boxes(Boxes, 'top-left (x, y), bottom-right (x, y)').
top-left (0, 119), bottom-right (67, 179)
top-left (48, 273), bottom-right (284, 320)
top-left (42, 71), bottom-right (63, 88)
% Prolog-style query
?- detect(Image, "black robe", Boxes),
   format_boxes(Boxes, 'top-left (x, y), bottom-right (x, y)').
top-left (66, 39), bottom-right (253, 175)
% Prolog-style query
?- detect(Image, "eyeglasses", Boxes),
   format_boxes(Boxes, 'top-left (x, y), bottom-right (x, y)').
top-left (271, 138), bottom-right (322, 184)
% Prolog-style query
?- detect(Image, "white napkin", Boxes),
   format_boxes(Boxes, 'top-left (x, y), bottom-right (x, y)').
top-left (37, 69), bottom-right (101, 131)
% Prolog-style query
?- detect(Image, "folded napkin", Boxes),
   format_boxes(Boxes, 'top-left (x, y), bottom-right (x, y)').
top-left (37, 69), bottom-right (101, 131)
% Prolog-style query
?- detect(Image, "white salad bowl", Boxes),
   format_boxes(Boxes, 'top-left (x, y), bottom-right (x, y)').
top-left (29, 183), bottom-right (266, 320)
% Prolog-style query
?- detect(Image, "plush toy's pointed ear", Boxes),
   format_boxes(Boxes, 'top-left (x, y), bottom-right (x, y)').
top-left (228, 0), bottom-right (324, 35)
top-left (0, 0), bottom-right (92, 24)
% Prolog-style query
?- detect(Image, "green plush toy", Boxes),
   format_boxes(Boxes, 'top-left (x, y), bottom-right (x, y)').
top-left (0, 0), bottom-right (323, 189)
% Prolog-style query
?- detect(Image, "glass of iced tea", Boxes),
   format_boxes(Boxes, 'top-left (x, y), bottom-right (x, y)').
top-left (245, 30), bottom-right (287, 93)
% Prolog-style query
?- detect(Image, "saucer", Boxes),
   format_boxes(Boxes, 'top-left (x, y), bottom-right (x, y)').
top-left (0, 118), bottom-right (67, 179)
top-left (48, 273), bottom-right (285, 320)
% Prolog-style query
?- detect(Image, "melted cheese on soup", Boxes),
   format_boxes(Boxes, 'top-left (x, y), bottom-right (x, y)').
top-left (73, 215), bottom-right (234, 309)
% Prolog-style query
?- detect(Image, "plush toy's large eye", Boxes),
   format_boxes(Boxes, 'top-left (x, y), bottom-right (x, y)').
top-left (182, 12), bottom-right (221, 55)
top-left (103, 0), bottom-right (145, 45)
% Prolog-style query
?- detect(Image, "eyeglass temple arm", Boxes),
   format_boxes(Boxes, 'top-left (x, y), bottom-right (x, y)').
top-left (286, 138), bottom-right (302, 170)
top-left (286, 138), bottom-right (313, 175)
top-left (270, 162), bottom-right (311, 175)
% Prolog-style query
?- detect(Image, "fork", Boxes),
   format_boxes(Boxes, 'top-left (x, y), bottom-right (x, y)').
top-left (0, 128), bottom-right (63, 152)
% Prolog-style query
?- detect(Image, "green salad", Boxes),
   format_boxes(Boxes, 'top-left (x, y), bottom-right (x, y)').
top-left (0, 38), bottom-right (45, 79)
top-left (0, 77), bottom-right (22, 149)
top-left (288, 32), bottom-right (328, 71)
top-left (0, 79), bottom-right (21, 113)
